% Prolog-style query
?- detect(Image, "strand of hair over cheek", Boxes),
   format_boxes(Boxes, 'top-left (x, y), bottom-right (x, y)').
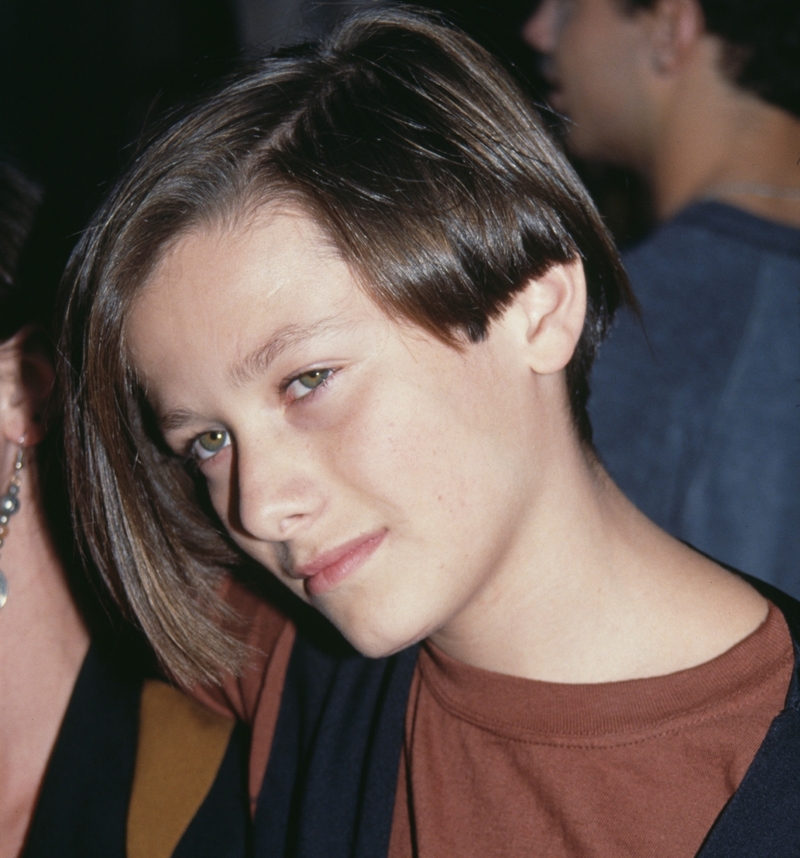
top-left (114, 469), bottom-right (245, 686)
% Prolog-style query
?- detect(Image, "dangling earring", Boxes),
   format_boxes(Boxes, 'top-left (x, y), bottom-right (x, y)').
top-left (0, 439), bottom-right (25, 609)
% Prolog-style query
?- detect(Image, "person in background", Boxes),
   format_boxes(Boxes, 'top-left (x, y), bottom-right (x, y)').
top-left (61, 8), bottom-right (800, 855)
top-left (0, 160), bottom-right (250, 858)
top-left (524, 0), bottom-right (800, 596)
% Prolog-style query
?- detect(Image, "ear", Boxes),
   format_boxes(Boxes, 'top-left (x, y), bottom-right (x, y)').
top-left (0, 325), bottom-right (55, 447)
top-left (646, 0), bottom-right (705, 74)
top-left (506, 257), bottom-right (587, 376)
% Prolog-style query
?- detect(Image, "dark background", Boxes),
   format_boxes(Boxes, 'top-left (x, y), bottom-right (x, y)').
top-left (0, 0), bottom-right (651, 299)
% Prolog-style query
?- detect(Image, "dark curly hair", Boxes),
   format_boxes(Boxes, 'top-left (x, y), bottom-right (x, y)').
top-left (624, 0), bottom-right (800, 116)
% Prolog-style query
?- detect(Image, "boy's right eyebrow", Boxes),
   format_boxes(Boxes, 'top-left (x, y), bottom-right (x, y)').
top-left (158, 407), bottom-right (203, 434)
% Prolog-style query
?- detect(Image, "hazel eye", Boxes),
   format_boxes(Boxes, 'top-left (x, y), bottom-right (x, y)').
top-left (192, 429), bottom-right (230, 461)
top-left (289, 368), bottom-right (333, 400)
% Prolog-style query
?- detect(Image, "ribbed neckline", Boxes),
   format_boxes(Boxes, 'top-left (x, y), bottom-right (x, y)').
top-left (419, 602), bottom-right (793, 745)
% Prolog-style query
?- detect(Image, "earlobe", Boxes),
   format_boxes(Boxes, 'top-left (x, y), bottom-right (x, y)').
top-left (0, 326), bottom-right (54, 446)
top-left (512, 257), bottom-right (587, 376)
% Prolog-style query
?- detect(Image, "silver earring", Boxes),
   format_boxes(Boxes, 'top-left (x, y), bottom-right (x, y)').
top-left (0, 440), bottom-right (25, 609)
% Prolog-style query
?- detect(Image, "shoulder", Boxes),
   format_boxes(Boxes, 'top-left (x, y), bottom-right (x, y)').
top-left (192, 576), bottom-right (295, 723)
top-left (623, 202), bottom-right (800, 290)
top-left (740, 573), bottom-right (800, 647)
top-left (225, 575), bottom-right (294, 652)
top-left (598, 202), bottom-right (800, 368)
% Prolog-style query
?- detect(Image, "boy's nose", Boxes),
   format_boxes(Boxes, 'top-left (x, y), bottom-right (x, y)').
top-left (233, 442), bottom-right (324, 544)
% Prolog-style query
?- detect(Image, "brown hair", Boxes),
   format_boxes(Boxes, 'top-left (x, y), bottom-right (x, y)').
top-left (0, 162), bottom-right (43, 341)
top-left (60, 5), bottom-right (633, 684)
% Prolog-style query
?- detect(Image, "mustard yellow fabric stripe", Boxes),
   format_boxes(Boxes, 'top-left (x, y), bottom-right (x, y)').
top-left (127, 679), bottom-right (235, 858)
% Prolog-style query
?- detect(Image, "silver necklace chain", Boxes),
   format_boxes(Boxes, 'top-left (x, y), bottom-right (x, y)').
top-left (700, 181), bottom-right (800, 202)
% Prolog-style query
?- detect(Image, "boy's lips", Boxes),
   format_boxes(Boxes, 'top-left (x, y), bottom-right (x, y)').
top-left (295, 530), bottom-right (386, 597)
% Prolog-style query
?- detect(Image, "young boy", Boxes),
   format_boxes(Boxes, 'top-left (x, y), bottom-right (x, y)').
top-left (60, 7), bottom-right (800, 856)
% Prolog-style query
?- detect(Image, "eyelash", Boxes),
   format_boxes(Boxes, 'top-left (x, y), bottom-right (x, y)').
top-left (186, 367), bottom-right (337, 465)
top-left (283, 367), bottom-right (335, 403)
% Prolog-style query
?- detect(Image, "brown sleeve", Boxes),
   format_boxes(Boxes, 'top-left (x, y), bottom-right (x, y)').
top-left (190, 576), bottom-right (296, 812)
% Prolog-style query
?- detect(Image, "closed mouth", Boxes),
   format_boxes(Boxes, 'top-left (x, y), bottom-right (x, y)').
top-left (295, 530), bottom-right (387, 597)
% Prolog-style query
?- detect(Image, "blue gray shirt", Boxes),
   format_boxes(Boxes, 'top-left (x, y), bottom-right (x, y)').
top-left (590, 202), bottom-right (800, 597)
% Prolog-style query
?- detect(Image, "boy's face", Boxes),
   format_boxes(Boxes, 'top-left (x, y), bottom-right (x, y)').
top-left (127, 205), bottom-right (560, 657)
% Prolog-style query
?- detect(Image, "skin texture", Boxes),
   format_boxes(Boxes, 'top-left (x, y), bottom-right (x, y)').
top-left (128, 203), bottom-right (767, 682)
top-left (524, 0), bottom-right (800, 224)
top-left (523, 0), bottom-right (656, 168)
top-left (0, 329), bottom-right (89, 858)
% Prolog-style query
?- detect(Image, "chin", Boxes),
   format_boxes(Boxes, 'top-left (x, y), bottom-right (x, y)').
top-left (565, 126), bottom-right (600, 161)
top-left (568, 126), bottom-right (631, 169)
top-left (327, 607), bottom-right (431, 659)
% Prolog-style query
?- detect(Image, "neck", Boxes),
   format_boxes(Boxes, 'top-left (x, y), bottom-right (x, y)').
top-left (0, 463), bottom-right (89, 858)
top-left (429, 408), bottom-right (766, 684)
top-left (648, 70), bottom-right (800, 227)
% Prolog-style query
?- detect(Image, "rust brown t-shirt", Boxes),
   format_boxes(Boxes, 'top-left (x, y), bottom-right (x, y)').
top-left (388, 602), bottom-right (792, 857)
top-left (202, 586), bottom-right (793, 855)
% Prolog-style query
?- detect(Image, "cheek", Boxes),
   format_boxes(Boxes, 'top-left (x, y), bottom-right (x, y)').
top-left (331, 354), bottom-right (525, 529)
top-left (325, 399), bottom-right (425, 513)
top-left (560, 31), bottom-right (605, 101)
top-left (328, 372), bottom-right (462, 503)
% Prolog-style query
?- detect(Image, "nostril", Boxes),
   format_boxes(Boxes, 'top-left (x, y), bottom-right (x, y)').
top-left (235, 447), bottom-right (323, 542)
top-left (278, 513), bottom-right (306, 537)
top-left (236, 483), bottom-right (323, 543)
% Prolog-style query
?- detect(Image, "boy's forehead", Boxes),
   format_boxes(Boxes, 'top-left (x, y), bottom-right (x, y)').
top-left (128, 204), bottom-right (414, 381)
top-left (138, 204), bottom-right (363, 323)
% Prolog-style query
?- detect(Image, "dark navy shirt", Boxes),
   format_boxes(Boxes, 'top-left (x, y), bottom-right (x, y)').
top-left (590, 202), bottom-right (800, 597)
top-left (23, 645), bottom-right (250, 858)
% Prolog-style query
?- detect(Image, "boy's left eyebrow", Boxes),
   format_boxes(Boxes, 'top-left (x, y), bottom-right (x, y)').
top-left (227, 317), bottom-right (346, 388)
